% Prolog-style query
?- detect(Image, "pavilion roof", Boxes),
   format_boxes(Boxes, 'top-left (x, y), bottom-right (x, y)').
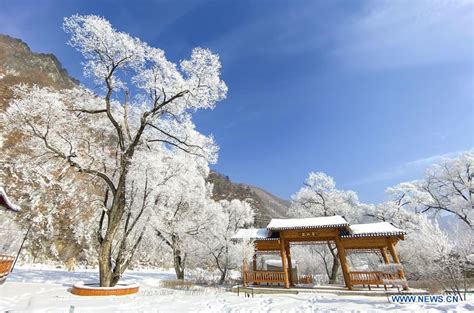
top-left (0, 187), bottom-right (20, 212)
top-left (233, 217), bottom-right (406, 242)
top-left (231, 228), bottom-right (278, 241)
top-left (341, 222), bottom-right (406, 238)
top-left (267, 216), bottom-right (349, 230)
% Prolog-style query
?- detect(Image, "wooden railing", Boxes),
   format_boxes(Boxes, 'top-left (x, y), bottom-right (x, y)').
top-left (298, 274), bottom-right (314, 284)
top-left (0, 255), bottom-right (15, 284)
top-left (349, 271), bottom-right (400, 287)
top-left (349, 271), bottom-right (397, 285)
top-left (244, 270), bottom-right (286, 285)
top-left (350, 271), bottom-right (381, 284)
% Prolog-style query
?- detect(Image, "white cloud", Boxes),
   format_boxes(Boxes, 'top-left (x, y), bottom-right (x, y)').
top-left (333, 0), bottom-right (474, 69)
top-left (346, 150), bottom-right (465, 187)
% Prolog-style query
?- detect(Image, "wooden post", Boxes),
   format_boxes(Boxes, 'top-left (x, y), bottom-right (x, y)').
top-left (380, 248), bottom-right (390, 264)
top-left (285, 242), bottom-right (294, 286)
top-left (334, 238), bottom-right (352, 290)
top-left (388, 240), bottom-right (408, 290)
top-left (279, 237), bottom-right (290, 288)
top-left (243, 260), bottom-right (248, 287)
top-left (252, 254), bottom-right (258, 285)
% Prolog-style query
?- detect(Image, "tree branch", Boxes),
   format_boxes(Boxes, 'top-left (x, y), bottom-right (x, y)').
top-left (68, 108), bottom-right (107, 114)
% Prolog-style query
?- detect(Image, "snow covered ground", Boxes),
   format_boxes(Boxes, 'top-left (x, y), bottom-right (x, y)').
top-left (1, 265), bottom-right (472, 312)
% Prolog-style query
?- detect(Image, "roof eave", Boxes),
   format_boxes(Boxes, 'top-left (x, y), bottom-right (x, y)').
top-left (340, 231), bottom-right (406, 239)
top-left (267, 223), bottom-right (350, 231)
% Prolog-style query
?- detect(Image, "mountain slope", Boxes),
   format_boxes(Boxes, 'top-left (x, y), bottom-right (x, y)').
top-left (207, 172), bottom-right (289, 227)
top-left (246, 185), bottom-right (289, 219)
top-left (0, 34), bottom-right (78, 110)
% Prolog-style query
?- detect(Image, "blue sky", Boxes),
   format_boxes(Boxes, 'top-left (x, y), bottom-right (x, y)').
top-left (1, 0), bottom-right (473, 203)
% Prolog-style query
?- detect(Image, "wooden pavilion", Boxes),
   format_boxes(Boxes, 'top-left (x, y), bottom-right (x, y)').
top-left (232, 216), bottom-right (408, 291)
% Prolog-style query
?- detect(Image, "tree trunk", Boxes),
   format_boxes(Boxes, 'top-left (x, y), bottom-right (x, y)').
top-left (173, 251), bottom-right (185, 280)
top-left (329, 256), bottom-right (340, 284)
top-left (218, 255), bottom-right (228, 285)
top-left (98, 173), bottom-right (127, 287)
top-left (99, 239), bottom-right (114, 287)
top-left (327, 242), bottom-right (340, 284)
top-left (218, 246), bottom-right (229, 284)
top-left (219, 267), bottom-right (227, 285)
top-left (172, 237), bottom-right (185, 280)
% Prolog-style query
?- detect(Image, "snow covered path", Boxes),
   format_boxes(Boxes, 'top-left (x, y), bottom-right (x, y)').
top-left (1, 266), bottom-right (472, 312)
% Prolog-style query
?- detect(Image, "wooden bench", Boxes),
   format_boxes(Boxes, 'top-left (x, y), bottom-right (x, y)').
top-left (0, 255), bottom-right (15, 285)
top-left (243, 270), bottom-right (286, 287)
top-left (349, 271), bottom-right (399, 290)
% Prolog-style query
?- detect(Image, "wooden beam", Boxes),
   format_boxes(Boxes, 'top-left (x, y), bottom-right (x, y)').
top-left (255, 240), bottom-right (280, 251)
top-left (279, 238), bottom-right (290, 288)
top-left (279, 228), bottom-right (340, 241)
top-left (335, 237), bottom-right (352, 290)
top-left (285, 242), bottom-right (294, 287)
top-left (340, 237), bottom-right (393, 249)
top-left (286, 237), bottom-right (338, 243)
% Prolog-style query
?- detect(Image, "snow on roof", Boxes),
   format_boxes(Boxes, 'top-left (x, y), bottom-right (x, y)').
top-left (231, 228), bottom-right (277, 241)
top-left (267, 216), bottom-right (349, 230)
top-left (0, 187), bottom-right (21, 212)
top-left (343, 222), bottom-right (406, 238)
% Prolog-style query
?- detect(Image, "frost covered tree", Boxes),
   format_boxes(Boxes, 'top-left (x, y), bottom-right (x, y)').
top-left (377, 152), bottom-right (474, 293)
top-left (2, 15), bottom-right (227, 286)
top-left (433, 222), bottom-right (474, 300)
top-left (366, 201), bottom-right (452, 277)
top-left (288, 172), bottom-right (361, 283)
top-left (197, 199), bottom-right (254, 284)
top-left (387, 151), bottom-right (473, 228)
top-left (289, 172), bottom-right (361, 220)
top-left (151, 153), bottom-right (215, 280)
top-left (366, 200), bottom-right (472, 298)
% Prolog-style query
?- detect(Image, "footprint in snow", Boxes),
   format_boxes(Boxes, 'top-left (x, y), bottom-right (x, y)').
top-left (204, 297), bottom-right (228, 313)
top-left (259, 297), bottom-right (273, 313)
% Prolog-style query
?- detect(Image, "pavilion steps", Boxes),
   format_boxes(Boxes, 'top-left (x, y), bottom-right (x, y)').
top-left (232, 284), bottom-right (429, 297)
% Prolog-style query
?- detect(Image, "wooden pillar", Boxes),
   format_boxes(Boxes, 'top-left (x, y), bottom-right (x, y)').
top-left (380, 248), bottom-right (390, 264)
top-left (252, 254), bottom-right (258, 285)
top-left (387, 242), bottom-right (404, 277)
top-left (387, 240), bottom-right (408, 290)
top-left (285, 242), bottom-right (294, 286)
top-left (242, 260), bottom-right (248, 287)
top-left (334, 238), bottom-right (352, 290)
top-left (279, 237), bottom-right (290, 289)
